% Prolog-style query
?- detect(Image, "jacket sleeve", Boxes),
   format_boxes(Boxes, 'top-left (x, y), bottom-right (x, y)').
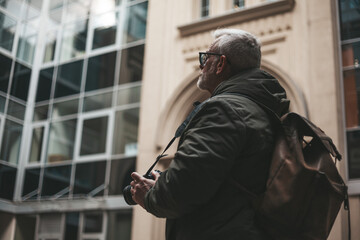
top-left (144, 98), bottom-right (247, 218)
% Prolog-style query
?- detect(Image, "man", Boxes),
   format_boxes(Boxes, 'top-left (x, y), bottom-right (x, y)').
top-left (130, 29), bottom-right (290, 240)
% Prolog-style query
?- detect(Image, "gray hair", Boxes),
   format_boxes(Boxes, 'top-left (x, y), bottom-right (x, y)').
top-left (213, 29), bottom-right (261, 71)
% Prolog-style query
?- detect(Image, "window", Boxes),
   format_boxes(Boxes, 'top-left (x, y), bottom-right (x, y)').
top-left (73, 160), bottom-right (106, 196)
top-left (16, 22), bottom-right (37, 64)
top-left (10, 61), bottom-right (31, 101)
top-left (85, 51), bottom-right (116, 92)
top-left (83, 91), bottom-right (113, 112)
top-left (65, 212), bottom-right (80, 240)
top-left (41, 164), bottom-right (71, 198)
top-left (106, 210), bottom-right (132, 240)
top-left (108, 157), bottom-right (135, 195)
top-left (119, 45), bottom-right (144, 85)
top-left (0, 119), bottom-right (23, 164)
top-left (29, 126), bottom-right (45, 163)
top-left (123, 1), bottom-right (148, 43)
top-left (0, 163), bottom-right (17, 200)
top-left (55, 59), bottom-right (84, 98)
top-left (0, 11), bottom-right (16, 52)
top-left (80, 116), bottom-right (108, 156)
top-left (339, 0), bottom-right (360, 182)
top-left (92, 11), bottom-right (117, 49)
top-left (43, 30), bottom-right (57, 63)
top-left (233, 0), bottom-right (245, 9)
top-left (22, 167), bottom-right (41, 199)
top-left (0, 53), bottom-right (12, 94)
top-left (60, 20), bottom-right (88, 62)
top-left (52, 98), bottom-right (79, 118)
top-left (200, 0), bottom-right (209, 18)
top-left (47, 118), bottom-right (77, 163)
top-left (36, 67), bottom-right (54, 102)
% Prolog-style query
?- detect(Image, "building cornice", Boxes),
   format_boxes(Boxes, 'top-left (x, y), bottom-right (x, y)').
top-left (178, 0), bottom-right (295, 37)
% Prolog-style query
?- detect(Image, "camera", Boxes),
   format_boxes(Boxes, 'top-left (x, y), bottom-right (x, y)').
top-left (123, 170), bottom-right (161, 205)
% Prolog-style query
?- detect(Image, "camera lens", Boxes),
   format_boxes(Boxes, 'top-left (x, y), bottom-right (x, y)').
top-left (123, 185), bottom-right (137, 205)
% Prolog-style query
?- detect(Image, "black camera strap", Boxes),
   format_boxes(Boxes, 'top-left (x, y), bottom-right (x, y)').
top-left (144, 99), bottom-right (210, 176)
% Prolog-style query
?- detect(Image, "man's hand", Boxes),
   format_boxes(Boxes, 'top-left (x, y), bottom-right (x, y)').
top-left (130, 171), bottom-right (160, 208)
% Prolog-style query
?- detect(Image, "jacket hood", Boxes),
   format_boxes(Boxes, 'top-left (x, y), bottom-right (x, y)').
top-left (212, 68), bottom-right (290, 117)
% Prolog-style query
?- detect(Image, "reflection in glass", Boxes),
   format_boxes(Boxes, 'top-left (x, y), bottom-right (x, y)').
top-left (123, 2), bottom-right (148, 43)
top-left (33, 104), bottom-right (49, 121)
top-left (80, 116), bottom-right (108, 155)
top-left (29, 126), bottom-right (44, 163)
top-left (83, 91), bottom-right (112, 112)
top-left (107, 210), bottom-right (132, 240)
top-left (73, 161), bottom-right (106, 196)
top-left (11, 61), bottom-right (31, 101)
top-left (347, 130), bottom-right (360, 179)
top-left (55, 59), bottom-right (83, 98)
top-left (52, 98), bottom-right (79, 118)
top-left (22, 167), bottom-right (40, 198)
top-left (119, 45), bottom-right (144, 85)
top-left (47, 119), bottom-right (77, 163)
top-left (109, 157), bottom-right (135, 195)
top-left (48, 8), bottom-right (63, 24)
top-left (0, 0), bottom-right (23, 19)
top-left (7, 99), bottom-right (26, 120)
top-left (36, 67), bottom-right (54, 102)
top-left (117, 85), bottom-right (141, 106)
top-left (0, 12), bottom-right (16, 52)
top-left (0, 119), bottom-right (23, 164)
top-left (92, 12), bottom-right (117, 49)
top-left (43, 30), bottom-right (57, 63)
top-left (60, 20), bottom-right (88, 61)
top-left (343, 69), bottom-right (360, 128)
top-left (0, 53), bottom-right (12, 93)
top-left (41, 164), bottom-right (71, 197)
top-left (0, 163), bottom-right (17, 200)
top-left (91, 0), bottom-right (117, 14)
top-left (85, 51), bottom-right (116, 92)
top-left (342, 41), bottom-right (360, 67)
top-left (339, 0), bottom-right (360, 40)
top-left (83, 212), bottom-right (103, 233)
top-left (65, 212), bottom-right (79, 240)
top-left (23, 0), bottom-right (43, 20)
top-left (113, 108), bottom-right (139, 155)
top-left (16, 22), bottom-right (37, 64)
top-left (65, 0), bottom-right (91, 23)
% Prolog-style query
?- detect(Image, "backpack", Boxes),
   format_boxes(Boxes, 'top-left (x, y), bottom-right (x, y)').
top-left (233, 109), bottom-right (350, 240)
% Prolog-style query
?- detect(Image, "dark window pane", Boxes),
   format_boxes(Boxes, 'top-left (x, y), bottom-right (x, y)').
top-left (108, 157), bottom-right (135, 195)
top-left (55, 60), bottom-right (83, 98)
top-left (0, 12), bottom-right (16, 52)
top-left (201, 0), bottom-right (209, 17)
top-left (343, 41), bottom-right (360, 67)
top-left (0, 163), bottom-right (16, 200)
top-left (107, 210), bottom-right (132, 240)
top-left (0, 119), bottom-right (23, 164)
top-left (85, 51), bottom-right (116, 92)
top-left (113, 108), bottom-right (139, 155)
top-left (347, 130), bottom-right (360, 179)
top-left (7, 99), bottom-right (26, 120)
top-left (22, 167), bottom-right (41, 198)
top-left (339, 0), bottom-right (360, 40)
top-left (41, 165), bottom-right (71, 197)
top-left (14, 215), bottom-right (36, 240)
top-left (0, 54), bottom-right (12, 93)
top-left (83, 212), bottom-right (103, 233)
top-left (92, 12), bottom-right (117, 49)
top-left (33, 104), bottom-right (49, 121)
top-left (29, 126), bottom-right (44, 163)
top-left (65, 212), bottom-right (79, 240)
top-left (47, 119), bottom-right (77, 163)
top-left (124, 2), bottom-right (147, 43)
top-left (10, 61), bottom-right (31, 101)
top-left (343, 69), bottom-right (360, 128)
top-left (73, 161), bottom-right (106, 196)
top-left (0, 95), bottom-right (5, 113)
top-left (36, 67), bottom-right (54, 102)
top-left (119, 45), bottom-right (144, 85)
top-left (80, 116), bottom-right (108, 155)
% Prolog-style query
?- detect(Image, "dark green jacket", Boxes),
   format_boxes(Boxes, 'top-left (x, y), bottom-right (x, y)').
top-left (145, 68), bottom-right (290, 240)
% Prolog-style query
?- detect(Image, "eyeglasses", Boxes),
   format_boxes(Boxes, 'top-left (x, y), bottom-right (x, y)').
top-left (199, 52), bottom-right (224, 67)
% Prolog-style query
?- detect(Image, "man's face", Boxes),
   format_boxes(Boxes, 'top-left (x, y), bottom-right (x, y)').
top-left (197, 46), bottom-right (219, 93)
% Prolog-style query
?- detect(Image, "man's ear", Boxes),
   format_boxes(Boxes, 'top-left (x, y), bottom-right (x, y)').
top-left (216, 55), bottom-right (227, 74)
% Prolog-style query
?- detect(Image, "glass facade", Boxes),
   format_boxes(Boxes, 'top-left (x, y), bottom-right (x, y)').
top-left (339, 0), bottom-right (360, 179)
top-left (0, 0), bottom-right (147, 239)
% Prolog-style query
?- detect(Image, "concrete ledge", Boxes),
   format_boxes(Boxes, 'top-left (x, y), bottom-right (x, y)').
top-left (178, 0), bottom-right (295, 37)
